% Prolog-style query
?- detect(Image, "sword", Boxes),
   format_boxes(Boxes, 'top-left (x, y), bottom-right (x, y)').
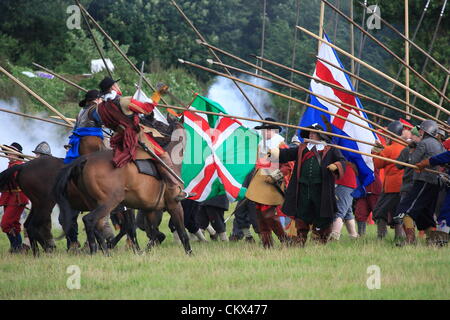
top-left (137, 61), bottom-right (144, 101)
top-left (137, 141), bottom-right (184, 185)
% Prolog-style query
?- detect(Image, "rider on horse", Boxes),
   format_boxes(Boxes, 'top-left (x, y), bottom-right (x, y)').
top-left (96, 76), bottom-right (191, 201)
top-left (64, 89), bottom-right (104, 164)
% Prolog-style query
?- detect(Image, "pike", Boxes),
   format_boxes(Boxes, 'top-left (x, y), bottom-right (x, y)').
top-left (0, 65), bottom-right (74, 126)
top-left (197, 40), bottom-right (402, 127)
top-left (170, 0), bottom-right (263, 120)
top-left (356, 0), bottom-right (450, 76)
top-left (0, 145), bottom-right (35, 160)
top-left (137, 61), bottom-right (145, 101)
top-left (76, 2), bottom-right (174, 107)
top-left (75, 0), bottom-right (113, 78)
top-left (0, 107), bottom-right (73, 128)
top-left (322, 0), bottom-right (450, 104)
top-left (315, 56), bottom-right (450, 130)
top-left (159, 102), bottom-right (378, 148)
top-left (179, 59), bottom-right (408, 146)
top-left (32, 62), bottom-right (88, 92)
top-left (297, 26), bottom-right (450, 117)
top-left (206, 58), bottom-right (410, 144)
top-left (303, 138), bottom-right (443, 176)
top-left (0, 154), bottom-right (27, 162)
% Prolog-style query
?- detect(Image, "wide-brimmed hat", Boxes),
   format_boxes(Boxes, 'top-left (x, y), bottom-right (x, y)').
top-left (99, 77), bottom-right (120, 94)
top-left (8, 142), bottom-right (23, 153)
top-left (79, 89), bottom-right (101, 108)
top-left (300, 123), bottom-right (330, 141)
top-left (254, 117), bottom-right (282, 131)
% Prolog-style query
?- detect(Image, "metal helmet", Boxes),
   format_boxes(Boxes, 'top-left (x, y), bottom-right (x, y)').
top-left (386, 120), bottom-right (403, 136)
top-left (32, 141), bottom-right (52, 156)
top-left (419, 120), bottom-right (438, 137)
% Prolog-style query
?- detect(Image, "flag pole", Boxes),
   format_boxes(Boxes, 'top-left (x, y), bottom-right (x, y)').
top-left (0, 65), bottom-right (74, 126)
top-left (322, 0), bottom-right (450, 104)
top-left (179, 59), bottom-right (409, 146)
top-left (297, 26), bottom-right (450, 117)
top-left (170, 0), bottom-right (263, 120)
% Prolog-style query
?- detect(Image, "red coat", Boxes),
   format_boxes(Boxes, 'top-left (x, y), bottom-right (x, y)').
top-left (0, 160), bottom-right (29, 207)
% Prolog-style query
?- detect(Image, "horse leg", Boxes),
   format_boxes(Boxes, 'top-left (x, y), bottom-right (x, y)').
top-left (24, 211), bottom-right (39, 257)
top-left (144, 210), bottom-right (160, 250)
top-left (167, 202), bottom-right (192, 255)
top-left (82, 204), bottom-right (113, 255)
top-left (125, 209), bottom-right (140, 252)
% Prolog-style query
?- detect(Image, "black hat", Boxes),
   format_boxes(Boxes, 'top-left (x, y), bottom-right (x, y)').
top-left (254, 117), bottom-right (282, 131)
top-left (79, 89), bottom-right (101, 108)
top-left (300, 123), bottom-right (330, 141)
top-left (99, 77), bottom-right (120, 94)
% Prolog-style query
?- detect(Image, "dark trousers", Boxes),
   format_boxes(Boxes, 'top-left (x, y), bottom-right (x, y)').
top-left (395, 181), bottom-right (440, 231)
top-left (196, 205), bottom-right (226, 234)
top-left (169, 199), bottom-right (200, 234)
top-left (373, 192), bottom-right (401, 224)
top-left (231, 199), bottom-right (259, 236)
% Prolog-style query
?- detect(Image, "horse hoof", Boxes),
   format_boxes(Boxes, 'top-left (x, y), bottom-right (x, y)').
top-left (186, 249), bottom-right (193, 256)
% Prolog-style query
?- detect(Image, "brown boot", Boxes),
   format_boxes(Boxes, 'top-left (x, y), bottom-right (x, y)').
top-left (269, 217), bottom-right (290, 244)
top-left (295, 219), bottom-right (310, 247)
top-left (394, 224), bottom-right (406, 247)
top-left (377, 219), bottom-right (388, 239)
top-left (404, 228), bottom-right (416, 245)
top-left (260, 232), bottom-right (274, 249)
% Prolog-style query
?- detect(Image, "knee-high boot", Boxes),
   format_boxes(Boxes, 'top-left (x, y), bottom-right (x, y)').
top-left (295, 219), bottom-right (310, 246)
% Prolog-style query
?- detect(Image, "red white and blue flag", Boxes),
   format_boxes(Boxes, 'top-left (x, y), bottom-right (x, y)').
top-left (299, 33), bottom-right (377, 196)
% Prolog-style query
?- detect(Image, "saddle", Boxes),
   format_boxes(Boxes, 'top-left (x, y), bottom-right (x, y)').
top-left (134, 159), bottom-right (162, 180)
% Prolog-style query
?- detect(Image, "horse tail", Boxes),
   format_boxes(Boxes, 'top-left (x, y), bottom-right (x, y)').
top-left (53, 156), bottom-right (86, 235)
top-left (0, 164), bottom-right (23, 191)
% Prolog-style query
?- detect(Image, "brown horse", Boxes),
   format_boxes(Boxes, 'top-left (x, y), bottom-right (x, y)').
top-left (54, 122), bottom-right (192, 255)
top-left (0, 135), bottom-right (106, 255)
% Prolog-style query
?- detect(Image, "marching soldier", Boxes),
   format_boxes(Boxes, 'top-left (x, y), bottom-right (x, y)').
top-left (394, 120), bottom-right (446, 244)
top-left (371, 120), bottom-right (405, 239)
top-left (267, 123), bottom-right (346, 246)
top-left (245, 118), bottom-right (294, 248)
top-left (0, 143), bottom-right (29, 253)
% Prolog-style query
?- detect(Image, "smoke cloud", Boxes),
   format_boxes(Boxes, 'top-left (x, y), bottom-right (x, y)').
top-left (0, 98), bottom-right (71, 169)
top-left (207, 75), bottom-right (275, 128)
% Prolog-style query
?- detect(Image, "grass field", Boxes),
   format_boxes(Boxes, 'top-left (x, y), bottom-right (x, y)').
top-left (0, 210), bottom-right (449, 300)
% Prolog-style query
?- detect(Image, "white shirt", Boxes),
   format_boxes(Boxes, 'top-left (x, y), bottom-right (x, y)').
top-left (306, 141), bottom-right (325, 151)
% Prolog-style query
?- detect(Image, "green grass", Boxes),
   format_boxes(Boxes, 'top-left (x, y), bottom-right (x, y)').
top-left (0, 211), bottom-right (449, 300)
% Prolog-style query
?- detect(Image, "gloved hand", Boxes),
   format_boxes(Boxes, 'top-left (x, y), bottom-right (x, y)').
top-left (156, 82), bottom-right (169, 95)
top-left (327, 163), bottom-right (338, 172)
top-left (415, 159), bottom-right (430, 171)
top-left (371, 141), bottom-right (384, 154)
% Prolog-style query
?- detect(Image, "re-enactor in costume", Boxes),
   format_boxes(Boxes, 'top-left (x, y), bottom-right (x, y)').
top-left (267, 123), bottom-right (346, 246)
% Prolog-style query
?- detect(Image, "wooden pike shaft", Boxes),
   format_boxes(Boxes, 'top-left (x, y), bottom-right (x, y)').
top-left (159, 102), bottom-right (377, 147)
top-left (180, 59), bottom-right (407, 146)
top-left (32, 62), bottom-right (88, 92)
top-left (357, 0), bottom-right (450, 76)
top-left (170, 0), bottom-right (263, 120)
top-left (303, 138), bottom-right (441, 175)
top-left (297, 26), bottom-right (450, 117)
top-left (0, 145), bottom-right (35, 160)
top-left (0, 154), bottom-right (27, 162)
top-left (76, 0), bottom-right (113, 78)
top-left (315, 56), bottom-right (450, 130)
top-left (77, 3), bottom-right (170, 107)
top-left (254, 55), bottom-right (419, 127)
top-left (0, 107), bottom-right (73, 128)
top-left (198, 40), bottom-right (400, 127)
top-left (158, 102), bottom-right (441, 176)
top-left (209, 59), bottom-right (408, 145)
top-left (0, 65), bottom-right (74, 126)
top-left (322, 0), bottom-right (450, 105)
